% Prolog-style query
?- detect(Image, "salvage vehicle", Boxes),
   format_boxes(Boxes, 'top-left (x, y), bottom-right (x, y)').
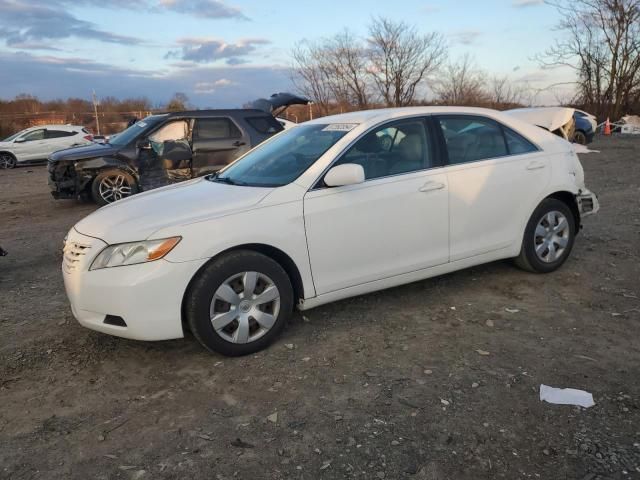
top-left (0, 125), bottom-right (93, 169)
top-left (48, 93), bottom-right (309, 205)
top-left (572, 112), bottom-right (595, 145)
top-left (506, 107), bottom-right (576, 140)
top-left (574, 109), bottom-right (598, 132)
top-left (62, 106), bottom-right (599, 356)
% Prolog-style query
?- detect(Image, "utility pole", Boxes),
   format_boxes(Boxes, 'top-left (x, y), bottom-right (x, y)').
top-left (92, 90), bottom-right (101, 135)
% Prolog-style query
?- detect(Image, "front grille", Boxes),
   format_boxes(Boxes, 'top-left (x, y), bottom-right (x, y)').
top-left (63, 240), bottom-right (91, 273)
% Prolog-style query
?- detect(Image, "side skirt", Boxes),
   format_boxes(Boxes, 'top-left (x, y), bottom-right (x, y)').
top-left (298, 246), bottom-right (514, 311)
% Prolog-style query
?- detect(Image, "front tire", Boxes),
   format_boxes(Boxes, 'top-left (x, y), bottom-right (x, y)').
top-left (515, 198), bottom-right (576, 273)
top-left (91, 169), bottom-right (138, 205)
top-left (0, 153), bottom-right (17, 169)
top-left (185, 250), bottom-right (294, 356)
top-left (573, 130), bottom-right (587, 145)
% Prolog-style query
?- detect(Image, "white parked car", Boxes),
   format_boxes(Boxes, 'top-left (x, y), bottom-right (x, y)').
top-left (0, 125), bottom-right (93, 168)
top-left (62, 107), bottom-right (599, 356)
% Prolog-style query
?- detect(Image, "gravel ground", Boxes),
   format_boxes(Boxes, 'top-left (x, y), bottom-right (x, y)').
top-left (1, 136), bottom-right (639, 480)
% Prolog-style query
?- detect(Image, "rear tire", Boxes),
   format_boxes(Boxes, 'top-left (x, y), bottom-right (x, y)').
top-left (0, 153), bottom-right (17, 169)
top-left (515, 198), bottom-right (576, 273)
top-left (91, 169), bottom-right (138, 206)
top-left (185, 250), bottom-right (293, 356)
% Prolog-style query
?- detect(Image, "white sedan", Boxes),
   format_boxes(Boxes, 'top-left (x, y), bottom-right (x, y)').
top-left (62, 107), bottom-right (599, 356)
top-left (0, 125), bottom-right (93, 168)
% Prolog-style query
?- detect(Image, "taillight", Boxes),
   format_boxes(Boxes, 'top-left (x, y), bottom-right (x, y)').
top-left (84, 134), bottom-right (93, 141)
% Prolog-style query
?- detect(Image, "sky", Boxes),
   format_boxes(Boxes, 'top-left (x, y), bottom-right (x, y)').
top-left (0, 0), bottom-right (576, 108)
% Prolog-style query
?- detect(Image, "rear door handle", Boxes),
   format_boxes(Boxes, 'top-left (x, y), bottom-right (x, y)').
top-left (419, 181), bottom-right (445, 193)
top-left (526, 161), bottom-right (546, 170)
top-left (232, 141), bottom-right (246, 147)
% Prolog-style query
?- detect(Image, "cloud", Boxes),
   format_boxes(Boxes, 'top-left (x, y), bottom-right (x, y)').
top-left (512, 0), bottom-right (544, 7)
top-left (449, 30), bottom-right (482, 46)
top-left (0, 51), bottom-right (293, 108)
top-left (158, 0), bottom-right (248, 20)
top-left (0, 0), bottom-right (144, 46)
top-left (194, 78), bottom-right (234, 93)
top-left (166, 38), bottom-right (270, 65)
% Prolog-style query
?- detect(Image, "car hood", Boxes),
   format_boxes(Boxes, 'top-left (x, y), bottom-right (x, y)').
top-left (73, 178), bottom-right (274, 244)
top-left (49, 143), bottom-right (119, 162)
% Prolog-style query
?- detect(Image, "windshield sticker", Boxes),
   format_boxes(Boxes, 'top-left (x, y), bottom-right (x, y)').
top-left (136, 121), bottom-right (147, 128)
top-left (322, 123), bottom-right (358, 132)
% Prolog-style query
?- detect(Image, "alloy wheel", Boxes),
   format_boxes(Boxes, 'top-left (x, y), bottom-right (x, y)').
top-left (0, 153), bottom-right (16, 169)
top-left (534, 210), bottom-right (570, 263)
top-left (98, 174), bottom-right (133, 203)
top-left (209, 271), bottom-right (281, 344)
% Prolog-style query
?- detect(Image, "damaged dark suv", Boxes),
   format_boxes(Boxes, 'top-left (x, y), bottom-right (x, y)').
top-left (48, 93), bottom-right (309, 205)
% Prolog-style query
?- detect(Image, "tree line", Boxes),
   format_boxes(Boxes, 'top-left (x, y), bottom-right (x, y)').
top-left (0, 93), bottom-right (191, 138)
top-left (292, 4), bottom-right (640, 121)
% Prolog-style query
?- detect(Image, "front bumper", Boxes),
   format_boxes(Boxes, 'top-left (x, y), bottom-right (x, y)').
top-left (63, 228), bottom-right (206, 341)
top-left (577, 188), bottom-right (599, 217)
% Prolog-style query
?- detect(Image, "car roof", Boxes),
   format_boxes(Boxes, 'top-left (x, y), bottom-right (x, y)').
top-left (163, 109), bottom-right (273, 118)
top-left (23, 124), bottom-right (84, 131)
top-left (304, 106), bottom-right (515, 126)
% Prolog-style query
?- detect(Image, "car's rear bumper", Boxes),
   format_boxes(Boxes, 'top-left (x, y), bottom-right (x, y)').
top-left (63, 228), bottom-right (206, 341)
top-left (577, 188), bottom-right (599, 217)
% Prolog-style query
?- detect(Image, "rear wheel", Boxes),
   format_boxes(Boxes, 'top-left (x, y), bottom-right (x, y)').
top-left (515, 198), bottom-right (576, 273)
top-left (185, 250), bottom-right (293, 356)
top-left (0, 153), bottom-right (17, 169)
top-left (91, 169), bottom-right (138, 205)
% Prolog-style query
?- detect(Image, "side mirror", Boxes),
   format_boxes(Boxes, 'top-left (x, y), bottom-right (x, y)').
top-left (14, 138), bottom-right (26, 143)
top-left (324, 163), bottom-right (365, 187)
top-left (137, 139), bottom-right (152, 150)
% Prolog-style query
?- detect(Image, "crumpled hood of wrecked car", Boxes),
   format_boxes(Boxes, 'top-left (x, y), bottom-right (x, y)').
top-left (74, 178), bottom-right (274, 244)
top-left (49, 143), bottom-right (119, 162)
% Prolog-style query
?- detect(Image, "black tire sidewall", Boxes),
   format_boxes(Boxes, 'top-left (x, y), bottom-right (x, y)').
top-left (574, 131), bottom-right (587, 145)
top-left (522, 198), bottom-right (576, 273)
top-left (1, 153), bottom-right (17, 169)
top-left (186, 251), bottom-right (294, 356)
top-left (91, 169), bottom-right (138, 206)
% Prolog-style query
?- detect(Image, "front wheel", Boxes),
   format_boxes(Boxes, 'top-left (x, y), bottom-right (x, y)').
top-left (91, 169), bottom-right (138, 205)
top-left (515, 198), bottom-right (576, 273)
top-left (185, 251), bottom-right (294, 356)
top-left (573, 130), bottom-right (587, 145)
top-left (0, 153), bottom-right (17, 169)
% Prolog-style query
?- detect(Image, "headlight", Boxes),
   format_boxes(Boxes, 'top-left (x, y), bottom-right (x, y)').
top-left (90, 237), bottom-right (181, 270)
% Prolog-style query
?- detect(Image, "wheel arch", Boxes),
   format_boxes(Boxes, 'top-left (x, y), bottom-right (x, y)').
top-left (180, 243), bottom-right (306, 333)
top-left (546, 190), bottom-right (581, 232)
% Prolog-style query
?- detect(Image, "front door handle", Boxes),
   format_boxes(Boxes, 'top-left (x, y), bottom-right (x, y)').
top-left (419, 181), bottom-right (445, 193)
top-left (232, 140), bottom-right (246, 147)
top-left (526, 161), bottom-right (546, 170)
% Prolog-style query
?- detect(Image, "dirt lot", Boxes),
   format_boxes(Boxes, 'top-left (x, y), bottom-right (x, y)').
top-left (1, 136), bottom-right (639, 480)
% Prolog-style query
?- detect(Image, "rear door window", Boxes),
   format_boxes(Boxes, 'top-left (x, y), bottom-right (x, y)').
top-left (246, 116), bottom-right (283, 134)
top-left (46, 130), bottom-right (75, 138)
top-left (503, 127), bottom-right (538, 154)
top-left (194, 118), bottom-right (242, 140)
top-left (437, 116), bottom-right (508, 165)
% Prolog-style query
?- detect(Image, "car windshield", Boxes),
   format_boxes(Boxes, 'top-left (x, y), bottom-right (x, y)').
top-left (3, 130), bottom-right (26, 142)
top-left (210, 124), bottom-right (352, 187)
top-left (108, 115), bottom-right (166, 146)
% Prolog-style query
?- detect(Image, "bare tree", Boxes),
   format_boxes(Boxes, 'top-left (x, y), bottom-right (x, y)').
top-left (291, 41), bottom-right (333, 115)
top-left (323, 30), bottom-right (371, 108)
top-left (434, 54), bottom-right (489, 106)
top-left (540, 0), bottom-right (640, 119)
top-left (166, 92), bottom-right (189, 111)
top-left (488, 75), bottom-right (527, 108)
top-left (367, 17), bottom-right (446, 107)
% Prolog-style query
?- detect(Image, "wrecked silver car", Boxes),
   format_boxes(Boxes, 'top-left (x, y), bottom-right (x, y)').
top-left (48, 93), bottom-right (309, 205)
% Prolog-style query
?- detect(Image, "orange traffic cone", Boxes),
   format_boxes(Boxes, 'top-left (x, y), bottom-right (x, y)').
top-left (604, 117), bottom-right (611, 135)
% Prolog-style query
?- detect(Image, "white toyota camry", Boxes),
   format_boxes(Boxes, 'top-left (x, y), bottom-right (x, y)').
top-left (63, 107), bottom-right (599, 356)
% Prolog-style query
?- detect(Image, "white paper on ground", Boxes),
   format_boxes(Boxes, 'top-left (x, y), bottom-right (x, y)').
top-left (540, 384), bottom-right (595, 408)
